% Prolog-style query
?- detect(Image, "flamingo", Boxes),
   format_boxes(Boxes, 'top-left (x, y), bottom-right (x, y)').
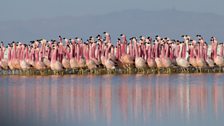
top-left (69, 44), bottom-right (78, 70)
top-left (176, 43), bottom-right (190, 68)
top-left (146, 43), bottom-right (156, 68)
top-left (161, 43), bottom-right (172, 68)
top-left (189, 45), bottom-right (197, 67)
top-left (34, 48), bottom-right (46, 71)
top-left (154, 42), bottom-right (163, 68)
top-left (20, 45), bottom-right (31, 71)
top-left (51, 45), bottom-right (63, 72)
top-left (202, 44), bottom-right (214, 68)
top-left (120, 38), bottom-right (135, 68)
top-left (43, 47), bottom-right (51, 68)
top-left (76, 42), bottom-right (86, 69)
top-left (89, 42), bottom-right (101, 66)
top-left (84, 45), bottom-right (97, 70)
top-left (28, 45), bottom-right (35, 67)
top-left (12, 43), bottom-right (21, 70)
top-left (196, 42), bottom-right (207, 69)
top-left (78, 55), bottom-right (86, 69)
top-left (213, 40), bottom-right (224, 67)
top-left (135, 44), bottom-right (147, 69)
top-left (0, 46), bottom-right (8, 70)
top-left (62, 45), bottom-right (71, 69)
top-left (104, 45), bottom-right (116, 70)
top-left (8, 45), bottom-right (14, 71)
top-left (170, 42), bottom-right (177, 65)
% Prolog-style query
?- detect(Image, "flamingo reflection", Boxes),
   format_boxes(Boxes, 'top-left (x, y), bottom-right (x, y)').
top-left (0, 75), bottom-right (223, 125)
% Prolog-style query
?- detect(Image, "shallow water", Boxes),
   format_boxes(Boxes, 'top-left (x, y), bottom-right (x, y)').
top-left (0, 74), bottom-right (224, 126)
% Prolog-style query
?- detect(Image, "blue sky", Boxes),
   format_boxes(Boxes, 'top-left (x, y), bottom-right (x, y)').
top-left (0, 0), bottom-right (223, 21)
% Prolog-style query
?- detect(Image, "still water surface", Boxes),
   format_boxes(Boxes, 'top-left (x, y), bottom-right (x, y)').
top-left (0, 74), bottom-right (224, 126)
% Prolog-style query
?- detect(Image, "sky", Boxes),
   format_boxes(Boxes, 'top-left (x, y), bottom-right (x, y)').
top-left (0, 0), bottom-right (223, 21)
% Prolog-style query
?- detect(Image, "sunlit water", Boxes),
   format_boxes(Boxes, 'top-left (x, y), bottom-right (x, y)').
top-left (0, 74), bottom-right (224, 126)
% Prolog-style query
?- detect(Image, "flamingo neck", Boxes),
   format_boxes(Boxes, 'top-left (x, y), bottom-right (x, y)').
top-left (106, 35), bottom-right (111, 43)
top-left (70, 46), bottom-right (74, 59)
top-left (190, 48), bottom-right (194, 58)
top-left (204, 47), bottom-right (208, 59)
top-left (122, 37), bottom-right (127, 44)
top-left (31, 49), bottom-right (34, 61)
top-left (20, 48), bottom-right (23, 60)
top-left (121, 43), bottom-right (126, 56)
top-left (220, 45), bottom-right (223, 57)
top-left (165, 44), bottom-right (169, 58)
top-left (95, 47), bottom-right (99, 60)
top-left (155, 44), bottom-right (159, 58)
top-left (25, 48), bottom-right (29, 60)
top-left (178, 45), bottom-right (182, 58)
top-left (59, 37), bottom-right (62, 43)
top-left (111, 47), bottom-right (114, 57)
top-left (12, 47), bottom-right (17, 60)
top-left (213, 44), bottom-right (217, 58)
top-left (147, 46), bottom-right (151, 59)
top-left (85, 47), bottom-right (89, 61)
top-left (161, 47), bottom-right (165, 58)
top-left (181, 44), bottom-right (186, 58)
top-left (92, 46), bottom-right (96, 59)
top-left (77, 45), bottom-right (80, 61)
top-left (170, 48), bottom-right (174, 59)
top-left (8, 48), bottom-right (11, 60)
top-left (51, 50), bottom-right (57, 63)
top-left (0, 49), bottom-right (2, 60)
top-left (105, 46), bottom-right (110, 59)
top-left (129, 44), bottom-right (133, 56)
top-left (135, 46), bottom-right (138, 58)
top-left (118, 46), bottom-right (121, 59)
top-left (143, 46), bottom-right (147, 60)
top-left (199, 44), bottom-right (202, 58)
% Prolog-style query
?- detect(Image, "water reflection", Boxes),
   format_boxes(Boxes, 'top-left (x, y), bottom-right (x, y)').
top-left (0, 74), bottom-right (224, 126)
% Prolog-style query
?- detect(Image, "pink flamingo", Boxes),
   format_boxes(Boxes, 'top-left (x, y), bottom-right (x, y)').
top-left (90, 42), bottom-right (100, 66)
top-left (154, 42), bottom-right (163, 68)
top-left (135, 44), bottom-right (147, 69)
top-left (213, 40), bottom-right (224, 67)
top-left (84, 45), bottom-right (97, 70)
top-left (12, 43), bottom-right (21, 70)
top-left (69, 44), bottom-right (78, 69)
top-left (77, 45), bottom-right (86, 69)
top-left (204, 44), bottom-right (214, 67)
top-left (51, 45), bottom-right (63, 72)
top-left (28, 45), bottom-right (35, 67)
top-left (43, 46), bottom-right (51, 68)
top-left (62, 45), bottom-right (71, 69)
top-left (161, 43), bottom-right (172, 68)
top-left (20, 45), bottom-right (31, 70)
top-left (170, 43), bottom-right (177, 65)
top-left (120, 38), bottom-right (135, 68)
top-left (0, 46), bottom-right (8, 70)
top-left (189, 45), bottom-right (197, 67)
top-left (176, 43), bottom-right (190, 68)
top-left (104, 45), bottom-right (116, 70)
top-left (34, 48), bottom-right (46, 70)
top-left (146, 43), bottom-right (156, 68)
top-left (196, 43), bottom-right (207, 68)
top-left (8, 45), bottom-right (14, 70)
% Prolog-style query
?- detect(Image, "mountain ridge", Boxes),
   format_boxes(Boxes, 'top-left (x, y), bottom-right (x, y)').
top-left (0, 9), bottom-right (224, 43)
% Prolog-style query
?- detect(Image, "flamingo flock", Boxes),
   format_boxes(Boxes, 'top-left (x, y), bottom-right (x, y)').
top-left (0, 33), bottom-right (224, 75)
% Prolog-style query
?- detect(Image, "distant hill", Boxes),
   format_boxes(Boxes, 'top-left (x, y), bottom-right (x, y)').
top-left (0, 9), bottom-right (224, 43)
